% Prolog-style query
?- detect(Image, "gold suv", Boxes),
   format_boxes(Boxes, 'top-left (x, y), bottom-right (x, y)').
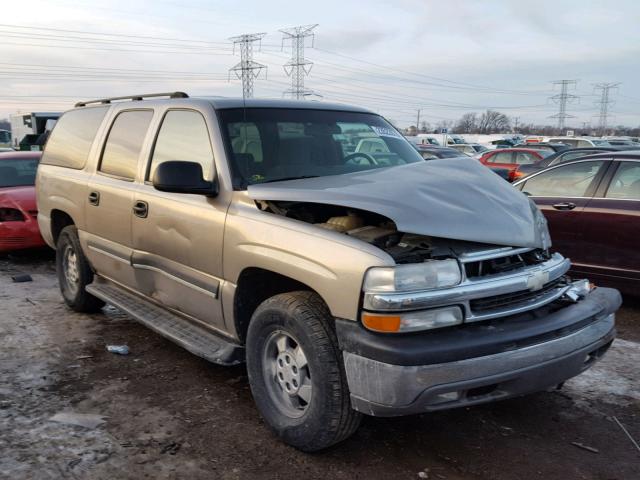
top-left (37, 92), bottom-right (621, 451)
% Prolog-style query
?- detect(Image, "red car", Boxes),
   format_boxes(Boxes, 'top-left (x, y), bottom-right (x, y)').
top-left (514, 152), bottom-right (640, 296)
top-left (479, 148), bottom-right (548, 182)
top-left (0, 151), bottom-right (46, 253)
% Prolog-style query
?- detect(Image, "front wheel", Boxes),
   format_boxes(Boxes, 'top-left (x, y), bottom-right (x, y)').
top-left (246, 291), bottom-right (362, 451)
top-left (56, 225), bottom-right (104, 313)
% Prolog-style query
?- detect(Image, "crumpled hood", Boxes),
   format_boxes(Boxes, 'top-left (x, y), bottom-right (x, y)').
top-left (248, 159), bottom-right (549, 249)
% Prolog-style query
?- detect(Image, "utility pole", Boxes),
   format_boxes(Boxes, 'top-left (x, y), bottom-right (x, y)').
top-left (416, 109), bottom-right (421, 132)
top-left (513, 116), bottom-right (520, 133)
top-left (593, 82), bottom-right (620, 136)
top-left (228, 33), bottom-right (267, 99)
top-left (280, 24), bottom-right (318, 99)
top-left (549, 80), bottom-right (579, 132)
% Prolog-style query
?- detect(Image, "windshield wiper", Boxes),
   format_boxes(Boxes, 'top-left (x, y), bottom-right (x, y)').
top-left (259, 175), bottom-right (320, 184)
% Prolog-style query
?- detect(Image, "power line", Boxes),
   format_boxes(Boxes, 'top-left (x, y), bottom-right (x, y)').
top-left (280, 24), bottom-right (318, 99)
top-left (228, 33), bottom-right (268, 98)
top-left (549, 80), bottom-right (579, 131)
top-left (593, 82), bottom-right (620, 135)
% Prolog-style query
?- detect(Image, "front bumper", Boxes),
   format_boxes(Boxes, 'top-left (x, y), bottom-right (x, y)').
top-left (339, 287), bottom-right (620, 416)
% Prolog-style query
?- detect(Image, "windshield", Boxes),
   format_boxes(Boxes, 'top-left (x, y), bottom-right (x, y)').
top-left (0, 157), bottom-right (39, 187)
top-left (592, 139), bottom-right (611, 146)
top-left (219, 108), bottom-right (423, 188)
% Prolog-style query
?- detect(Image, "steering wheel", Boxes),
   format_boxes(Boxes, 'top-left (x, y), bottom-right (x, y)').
top-left (344, 152), bottom-right (378, 165)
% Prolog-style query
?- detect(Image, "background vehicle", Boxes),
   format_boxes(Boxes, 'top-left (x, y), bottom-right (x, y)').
top-left (0, 129), bottom-right (11, 148)
top-left (546, 137), bottom-right (611, 147)
top-left (0, 151), bottom-right (45, 253)
top-left (449, 143), bottom-right (489, 156)
top-left (10, 112), bottom-right (60, 151)
top-left (414, 145), bottom-right (468, 160)
top-left (513, 142), bottom-right (570, 153)
top-left (514, 152), bottom-right (640, 295)
top-left (479, 148), bottom-right (549, 181)
top-left (37, 93), bottom-right (620, 452)
top-left (517, 147), bottom-right (623, 177)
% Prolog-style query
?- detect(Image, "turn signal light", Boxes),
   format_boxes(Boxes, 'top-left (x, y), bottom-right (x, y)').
top-left (361, 313), bottom-right (402, 333)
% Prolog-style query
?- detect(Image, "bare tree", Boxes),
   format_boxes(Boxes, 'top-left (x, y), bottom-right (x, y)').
top-left (477, 110), bottom-right (510, 133)
top-left (434, 119), bottom-right (453, 133)
top-left (419, 121), bottom-right (431, 134)
top-left (455, 113), bottom-right (478, 133)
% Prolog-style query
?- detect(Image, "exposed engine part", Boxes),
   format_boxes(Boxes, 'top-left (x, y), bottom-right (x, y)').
top-left (316, 214), bottom-right (364, 232)
top-left (257, 200), bottom-right (550, 267)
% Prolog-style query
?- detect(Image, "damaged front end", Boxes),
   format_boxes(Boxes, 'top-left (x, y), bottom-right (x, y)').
top-left (254, 198), bottom-right (580, 331)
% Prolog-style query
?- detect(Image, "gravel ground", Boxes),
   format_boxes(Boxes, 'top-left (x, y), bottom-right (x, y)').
top-left (1, 251), bottom-right (639, 480)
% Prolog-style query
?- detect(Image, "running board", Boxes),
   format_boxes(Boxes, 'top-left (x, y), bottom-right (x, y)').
top-left (86, 279), bottom-right (244, 366)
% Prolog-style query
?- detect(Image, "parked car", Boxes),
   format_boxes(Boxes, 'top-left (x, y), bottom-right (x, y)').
top-left (413, 145), bottom-right (510, 180)
top-left (37, 93), bottom-right (620, 451)
top-left (449, 143), bottom-right (489, 156)
top-left (547, 137), bottom-right (611, 148)
top-left (479, 148), bottom-right (549, 181)
top-left (413, 145), bottom-right (467, 160)
top-left (0, 151), bottom-right (45, 253)
top-left (514, 142), bottom-right (570, 153)
top-left (517, 147), bottom-right (624, 177)
top-left (514, 151), bottom-right (640, 295)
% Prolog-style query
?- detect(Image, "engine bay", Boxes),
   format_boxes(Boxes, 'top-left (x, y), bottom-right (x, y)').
top-left (257, 200), bottom-right (552, 270)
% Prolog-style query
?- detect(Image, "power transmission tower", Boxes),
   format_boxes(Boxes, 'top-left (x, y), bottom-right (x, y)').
top-left (228, 33), bottom-right (267, 99)
top-left (280, 24), bottom-right (318, 99)
top-left (593, 82), bottom-right (620, 135)
top-left (549, 80), bottom-right (579, 132)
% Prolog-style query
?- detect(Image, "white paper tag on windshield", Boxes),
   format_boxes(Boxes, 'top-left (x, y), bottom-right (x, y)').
top-left (371, 125), bottom-right (403, 139)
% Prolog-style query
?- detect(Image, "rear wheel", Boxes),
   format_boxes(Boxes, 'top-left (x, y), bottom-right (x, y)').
top-left (246, 291), bottom-right (362, 452)
top-left (56, 225), bottom-right (104, 313)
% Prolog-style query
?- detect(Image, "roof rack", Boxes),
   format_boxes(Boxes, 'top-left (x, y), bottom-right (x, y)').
top-left (75, 91), bottom-right (188, 108)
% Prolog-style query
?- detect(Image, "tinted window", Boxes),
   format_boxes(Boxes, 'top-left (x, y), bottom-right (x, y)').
top-left (100, 110), bottom-right (153, 179)
top-left (149, 110), bottom-right (214, 181)
top-left (487, 152), bottom-right (512, 163)
top-left (521, 161), bottom-right (604, 197)
top-left (514, 152), bottom-right (537, 165)
top-left (0, 156), bottom-right (40, 187)
top-left (606, 162), bottom-right (640, 200)
top-left (550, 150), bottom-right (598, 166)
top-left (41, 107), bottom-right (108, 169)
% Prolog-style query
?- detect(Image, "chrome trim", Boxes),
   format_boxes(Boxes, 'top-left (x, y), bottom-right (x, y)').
top-left (363, 253), bottom-right (570, 323)
top-left (457, 246), bottom-right (533, 263)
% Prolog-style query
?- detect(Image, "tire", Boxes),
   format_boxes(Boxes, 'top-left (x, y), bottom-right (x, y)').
top-left (56, 225), bottom-right (104, 313)
top-left (246, 291), bottom-right (362, 452)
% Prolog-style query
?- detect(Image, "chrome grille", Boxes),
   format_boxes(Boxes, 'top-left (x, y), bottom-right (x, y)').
top-left (470, 278), bottom-right (566, 313)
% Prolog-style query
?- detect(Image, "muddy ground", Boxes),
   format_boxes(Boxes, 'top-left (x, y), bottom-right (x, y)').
top-left (1, 251), bottom-right (639, 480)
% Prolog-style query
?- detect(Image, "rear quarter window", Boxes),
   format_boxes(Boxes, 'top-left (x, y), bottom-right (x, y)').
top-left (41, 106), bottom-right (109, 169)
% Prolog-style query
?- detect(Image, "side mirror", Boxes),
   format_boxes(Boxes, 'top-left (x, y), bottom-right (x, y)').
top-left (152, 161), bottom-right (218, 196)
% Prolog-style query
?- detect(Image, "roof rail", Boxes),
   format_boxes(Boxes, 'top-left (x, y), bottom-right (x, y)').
top-left (75, 92), bottom-right (189, 107)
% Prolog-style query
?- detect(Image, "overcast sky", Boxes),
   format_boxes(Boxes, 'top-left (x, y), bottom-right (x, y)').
top-left (2, 0), bottom-right (639, 128)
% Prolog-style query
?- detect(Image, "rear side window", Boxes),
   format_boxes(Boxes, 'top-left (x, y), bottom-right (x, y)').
top-left (520, 161), bottom-right (605, 197)
top-left (148, 110), bottom-right (214, 181)
top-left (100, 110), bottom-right (153, 180)
top-left (606, 162), bottom-right (640, 200)
top-left (487, 152), bottom-right (512, 163)
top-left (41, 107), bottom-right (108, 169)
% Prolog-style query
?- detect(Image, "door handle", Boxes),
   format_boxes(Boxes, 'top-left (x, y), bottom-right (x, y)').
top-left (552, 202), bottom-right (576, 211)
top-left (88, 191), bottom-right (100, 206)
top-left (132, 201), bottom-right (148, 218)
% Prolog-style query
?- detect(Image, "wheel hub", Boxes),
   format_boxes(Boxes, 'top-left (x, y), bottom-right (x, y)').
top-left (262, 331), bottom-right (312, 418)
top-left (63, 245), bottom-right (80, 293)
top-left (276, 350), bottom-right (301, 395)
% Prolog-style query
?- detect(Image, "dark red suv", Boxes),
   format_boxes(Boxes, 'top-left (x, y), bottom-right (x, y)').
top-left (479, 148), bottom-right (548, 182)
top-left (514, 151), bottom-right (640, 295)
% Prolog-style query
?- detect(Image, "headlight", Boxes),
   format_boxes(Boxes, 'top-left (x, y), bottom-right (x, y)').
top-left (363, 259), bottom-right (461, 293)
